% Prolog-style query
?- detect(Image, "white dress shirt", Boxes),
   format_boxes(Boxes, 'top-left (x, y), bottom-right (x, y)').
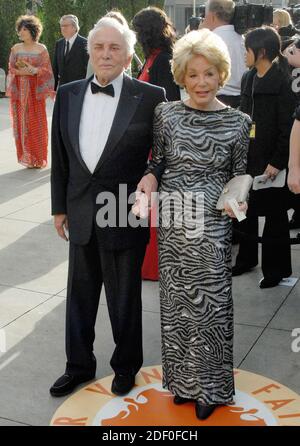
top-left (65, 33), bottom-right (78, 53)
top-left (213, 25), bottom-right (247, 96)
top-left (79, 72), bottom-right (123, 173)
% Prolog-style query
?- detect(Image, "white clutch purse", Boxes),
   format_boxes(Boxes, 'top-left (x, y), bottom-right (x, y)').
top-left (252, 169), bottom-right (286, 190)
top-left (216, 174), bottom-right (253, 211)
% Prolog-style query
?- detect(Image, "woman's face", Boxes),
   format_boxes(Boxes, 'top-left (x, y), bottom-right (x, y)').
top-left (272, 16), bottom-right (280, 31)
top-left (183, 54), bottom-right (221, 109)
top-left (245, 48), bottom-right (256, 68)
top-left (18, 26), bottom-right (33, 43)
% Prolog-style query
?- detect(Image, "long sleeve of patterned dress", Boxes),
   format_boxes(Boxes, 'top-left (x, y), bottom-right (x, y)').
top-left (144, 103), bottom-right (166, 182)
top-left (230, 115), bottom-right (252, 177)
top-left (6, 51), bottom-right (18, 99)
top-left (35, 49), bottom-right (55, 100)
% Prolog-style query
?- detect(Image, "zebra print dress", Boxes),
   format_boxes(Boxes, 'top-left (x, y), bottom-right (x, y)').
top-left (149, 101), bottom-right (251, 405)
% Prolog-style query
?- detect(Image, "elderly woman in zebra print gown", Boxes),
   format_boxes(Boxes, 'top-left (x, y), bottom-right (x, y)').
top-left (137, 29), bottom-right (251, 421)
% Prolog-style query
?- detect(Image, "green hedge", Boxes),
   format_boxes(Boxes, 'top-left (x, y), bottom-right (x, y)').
top-left (0, 0), bottom-right (26, 71)
top-left (42, 0), bottom-right (164, 68)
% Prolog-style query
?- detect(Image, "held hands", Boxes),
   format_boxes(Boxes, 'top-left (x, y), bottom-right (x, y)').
top-left (54, 214), bottom-right (69, 241)
top-left (132, 174), bottom-right (159, 218)
top-left (132, 191), bottom-right (150, 219)
top-left (136, 173), bottom-right (158, 202)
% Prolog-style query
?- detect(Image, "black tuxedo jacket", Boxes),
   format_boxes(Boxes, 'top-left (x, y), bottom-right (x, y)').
top-left (53, 35), bottom-right (89, 91)
top-left (51, 74), bottom-right (166, 249)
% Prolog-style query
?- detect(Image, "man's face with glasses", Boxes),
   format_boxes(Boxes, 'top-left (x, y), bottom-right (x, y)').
top-left (60, 20), bottom-right (77, 40)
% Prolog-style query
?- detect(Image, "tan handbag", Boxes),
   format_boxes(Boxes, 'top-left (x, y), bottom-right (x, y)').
top-left (216, 174), bottom-right (253, 210)
top-left (16, 60), bottom-right (28, 69)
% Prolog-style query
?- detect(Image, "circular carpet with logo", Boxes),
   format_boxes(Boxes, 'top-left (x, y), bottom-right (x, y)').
top-left (50, 366), bottom-right (300, 426)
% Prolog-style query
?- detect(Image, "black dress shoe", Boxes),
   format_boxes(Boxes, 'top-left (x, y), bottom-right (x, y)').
top-left (195, 402), bottom-right (217, 420)
top-left (232, 263), bottom-right (257, 276)
top-left (173, 395), bottom-right (194, 405)
top-left (259, 277), bottom-right (283, 289)
top-left (111, 374), bottom-right (135, 396)
top-left (50, 373), bottom-right (95, 397)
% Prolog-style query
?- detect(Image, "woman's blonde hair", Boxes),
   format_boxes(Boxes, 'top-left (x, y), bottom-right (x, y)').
top-left (273, 9), bottom-right (293, 29)
top-left (171, 29), bottom-right (231, 88)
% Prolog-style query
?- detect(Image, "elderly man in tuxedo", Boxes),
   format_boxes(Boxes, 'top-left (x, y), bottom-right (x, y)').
top-left (53, 14), bottom-right (89, 90)
top-left (50, 18), bottom-right (166, 397)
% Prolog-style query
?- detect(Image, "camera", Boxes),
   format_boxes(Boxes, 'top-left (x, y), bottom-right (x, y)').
top-left (189, 16), bottom-right (202, 31)
top-left (233, 4), bottom-right (273, 35)
top-left (188, 5), bottom-right (206, 30)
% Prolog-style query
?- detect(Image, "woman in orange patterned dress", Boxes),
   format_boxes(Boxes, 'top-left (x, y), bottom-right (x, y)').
top-left (6, 15), bottom-right (55, 168)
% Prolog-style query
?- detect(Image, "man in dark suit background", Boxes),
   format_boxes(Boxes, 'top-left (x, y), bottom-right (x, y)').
top-left (53, 14), bottom-right (89, 90)
top-left (50, 17), bottom-right (166, 397)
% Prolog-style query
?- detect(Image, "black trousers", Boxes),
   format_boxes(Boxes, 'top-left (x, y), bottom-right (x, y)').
top-left (65, 227), bottom-right (147, 377)
top-left (291, 195), bottom-right (300, 219)
top-left (235, 212), bottom-right (292, 279)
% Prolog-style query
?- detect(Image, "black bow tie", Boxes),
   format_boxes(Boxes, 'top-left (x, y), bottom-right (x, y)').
top-left (91, 82), bottom-right (115, 97)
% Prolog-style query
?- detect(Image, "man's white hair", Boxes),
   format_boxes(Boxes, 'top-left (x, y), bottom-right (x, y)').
top-left (60, 14), bottom-right (80, 32)
top-left (87, 17), bottom-right (136, 56)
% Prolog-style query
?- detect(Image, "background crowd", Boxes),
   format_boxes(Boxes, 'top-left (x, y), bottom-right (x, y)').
top-left (7, 0), bottom-right (300, 286)
top-left (2, 0), bottom-right (300, 422)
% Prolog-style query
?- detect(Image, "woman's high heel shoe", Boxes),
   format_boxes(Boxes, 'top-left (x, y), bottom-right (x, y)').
top-left (173, 395), bottom-right (193, 405)
top-left (195, 402), bottom-right (217, 420)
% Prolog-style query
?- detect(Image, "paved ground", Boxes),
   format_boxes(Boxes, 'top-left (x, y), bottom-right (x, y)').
top-left (0, 97), bottom-right (299, 426)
